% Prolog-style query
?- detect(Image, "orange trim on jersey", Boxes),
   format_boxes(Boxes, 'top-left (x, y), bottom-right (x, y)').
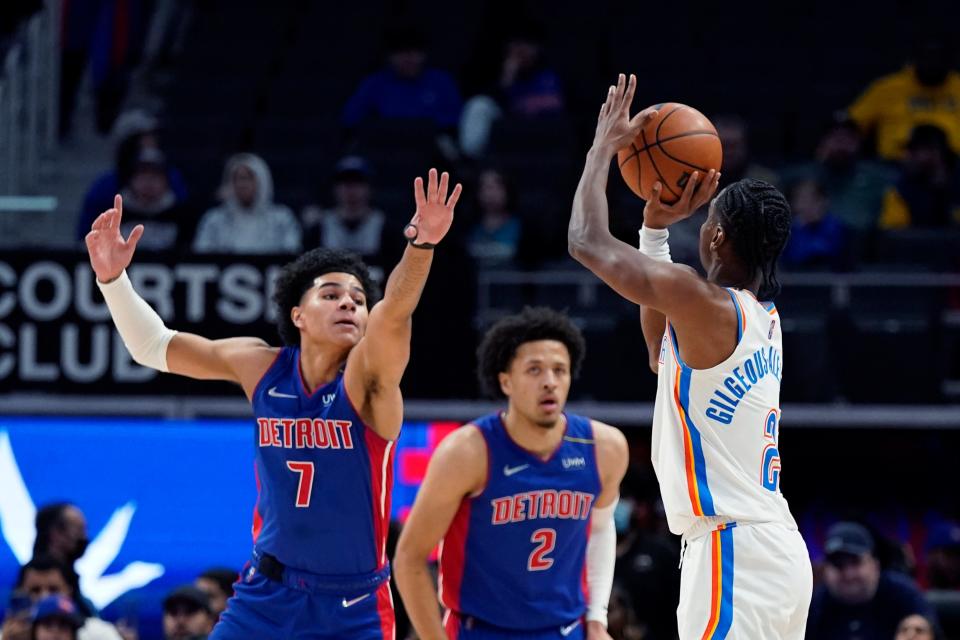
top-left (673, 364), bottom-right (704, 517)
top-left (701, 526), bottom-right (724, 639)
top-left (733, 290), bottom-right (748, 335)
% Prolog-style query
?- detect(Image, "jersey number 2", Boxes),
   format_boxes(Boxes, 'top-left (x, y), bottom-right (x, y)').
top-left (528, 528), bottom-right (556, 571)
top-left (286, 461), bottom-right (314, 508)
top-left (761, 410), bottom-right (781, 492)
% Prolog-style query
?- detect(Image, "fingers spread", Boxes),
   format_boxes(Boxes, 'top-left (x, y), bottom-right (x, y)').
top-left (92, 211), bottom-right (110, 231)
top-left (630, 107), bottom-right (658, 129)
top-left (413, 176), bottom-right (426, 209)
top-left (438, 171), bottom-right (450, 203)
top-left (678, 171), bottom-right (700, 208)
top-left (125, 224), bottom-right (144, 249)
top-left (446, 183), bottom-right (463, 210)
top-left (427, 168), bottom-right (438, 202)
top-left (622, 73), bottom-right (637, 112)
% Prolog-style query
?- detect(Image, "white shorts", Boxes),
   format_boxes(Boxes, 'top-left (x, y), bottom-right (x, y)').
top-left (677, 521), bottom-right (812, 640)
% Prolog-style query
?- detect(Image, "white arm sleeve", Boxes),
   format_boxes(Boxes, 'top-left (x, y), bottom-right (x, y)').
top-left (586, 500), bottom-right (617, 626)
top-left (97, 270), bottom-right (177, 372)
top-left (638, 225), bottom-right (673, 262)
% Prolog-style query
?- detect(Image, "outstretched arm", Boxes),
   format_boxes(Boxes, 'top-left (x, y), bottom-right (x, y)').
top-left (568, 74), bottom-right (721, 321)
top-left (345, 169), bottom-right (462, 440)
top-left (85, 196), bottom-right (277, 399)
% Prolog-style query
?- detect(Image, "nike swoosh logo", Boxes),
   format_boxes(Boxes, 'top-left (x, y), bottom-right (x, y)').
top-left (341, 593), bottom-right (371, 608)
top-left (268, 387), bottom-right (298, 399)
top-left (560, 620), bottom-right (580, 636)
top-left (503, 464), bottom-right (530, 477)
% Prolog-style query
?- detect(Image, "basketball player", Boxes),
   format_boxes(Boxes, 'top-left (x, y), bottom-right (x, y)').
top-left (85, 168), bottom-right (461, 639)
top-left (568, 74), bottom-right (812, 639)
top-left (394, 307), bottom-right (628, 640)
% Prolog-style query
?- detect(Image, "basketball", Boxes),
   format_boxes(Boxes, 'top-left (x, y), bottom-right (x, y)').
top-left (617, 103), bottom-right (723, 203)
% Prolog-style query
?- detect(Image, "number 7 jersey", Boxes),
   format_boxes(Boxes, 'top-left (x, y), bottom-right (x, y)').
top-left (652, 288), bottom-right (797, 537)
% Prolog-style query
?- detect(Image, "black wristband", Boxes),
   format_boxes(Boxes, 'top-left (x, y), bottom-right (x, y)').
top-left (404, 224), bottom-right (436, 249)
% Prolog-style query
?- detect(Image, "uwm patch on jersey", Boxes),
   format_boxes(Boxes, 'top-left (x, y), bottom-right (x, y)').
top-left (249, 347), bottom-right (394, 579)
top-left (438, 413), bottom-right (601, 631)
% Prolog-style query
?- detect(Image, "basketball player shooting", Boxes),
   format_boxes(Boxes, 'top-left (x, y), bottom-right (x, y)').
top-left (85, 168), bottom-right (461, 639)
top-left (394, 307), bottom-right (628, 640)
top-left (568, 74), bottom-right (812, 639)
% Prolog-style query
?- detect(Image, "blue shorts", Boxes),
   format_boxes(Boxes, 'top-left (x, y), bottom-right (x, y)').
top-left (444, 611), bottom-right (584, 639)
top-left (211, 567), bottom-right (394, 640)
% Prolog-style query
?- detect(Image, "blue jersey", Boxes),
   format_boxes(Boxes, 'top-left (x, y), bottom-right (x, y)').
top-left (250, 347), bottom-right (394, 578)
top-left (438, 413), bottom-right (602, 630)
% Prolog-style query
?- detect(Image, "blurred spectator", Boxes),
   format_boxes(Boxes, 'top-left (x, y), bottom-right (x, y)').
top-left (0, 0), bottom-right (41, 58)
top-left (194, 568), bottom-right (236, 618)
top-left (465, 168), bottom-right (526, 269)
top-left (894, 613), bottom-right (940, 640)
top-left (848, 33), bottom-right (960, 161)
top-left (341, 27), bottom-right (462, 131)
top-left (879, 124), bottom-right (960, 229)
top-left (927, 522), bottom-right (960, 590)
top-left (460, 23), bottom-right (565, 158)
top-left (193, 153), bottom-right (302, 254)
top-left (613, 466), bottom-right (679, 640)
top-left (77, 110), bottom-right (189, 242)
top-left (807, 522), bottom-right (936, 640)
top-left (162, 586), bottom-right (213, 640)
top-left (115, 148), bottom-right (195, 252)
top-left (30, 595), bottom-right (83, 640)
top-left (0, 556), bottom-right (122, 640)
top-left (782, 178), bottom-right (850, 271)
top-left (713, 115), bottom-right (780, 189)
top-left (32, 504), bottom-right (93, 619)
top-left (59, 0), bottom-right (153, 136)
top-left (301, 156), bottom-right (404, 273)
top-left (1, 589), bottom-right (33, 640)
top-left (606, 586), bottom-right (646, 640)
top-left (782, 113), bottom-right (894, 232)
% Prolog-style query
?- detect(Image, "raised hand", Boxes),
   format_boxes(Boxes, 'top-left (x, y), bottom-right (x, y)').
top-left (592, 73), bottom-right (658, 154)
top-left (404, 168), bottom-right (462, 248)
top-left (84, 194), bottom-right (144, 283)
top-left (643, 168), bottom-right (721, 230)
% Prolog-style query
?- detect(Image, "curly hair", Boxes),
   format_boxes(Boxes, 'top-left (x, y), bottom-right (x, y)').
top-left (476, 307), bottom-right (586, 399)
top-left (713, 178), bottom-right (792, 300)
top-left (272, 248), bottom-right (380, 346)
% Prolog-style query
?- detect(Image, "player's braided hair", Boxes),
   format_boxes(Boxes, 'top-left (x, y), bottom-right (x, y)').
top-left (272, 248), bottom-right (381, 346)
top-left (477, 307), bottom-right (586, 399)
top-left (713, 179), bottom-right (792, 301)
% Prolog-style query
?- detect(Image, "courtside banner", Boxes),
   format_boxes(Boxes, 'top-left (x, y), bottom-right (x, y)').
top-left (0, 416), bottom-right (456, 640)
top-left (0, 252), bottom-right (282, 394)
top-left (0, 251), bottom-right (476, 397)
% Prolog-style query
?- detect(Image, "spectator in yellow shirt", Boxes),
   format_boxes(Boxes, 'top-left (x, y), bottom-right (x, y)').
top-left (848, 35), bottom-right (960, 161)
top-left (879, 124), bottom-right (960, 228)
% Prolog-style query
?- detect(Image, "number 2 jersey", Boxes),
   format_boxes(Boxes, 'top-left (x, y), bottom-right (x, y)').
top-left (250, 346), bottom-right (394, 578)
top-left (652, 288), bottom-right (797, 537)
top-left (438, 412), bottom-right (602, 630)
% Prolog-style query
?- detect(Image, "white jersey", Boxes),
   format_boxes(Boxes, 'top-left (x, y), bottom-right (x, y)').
top-left (651, 287), bottom-right (797, 536)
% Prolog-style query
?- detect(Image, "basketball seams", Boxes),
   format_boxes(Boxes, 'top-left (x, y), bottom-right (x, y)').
top-left (641, 129), bottom-right (680, 200)
top-left (619, 142), bottom-right (641, 169)
top-left (656, 138), bottom-right (715, 173)
top-left (631, 130), bottom-right (720, 155)
top-left (618, 103), bottom-right (720, 203)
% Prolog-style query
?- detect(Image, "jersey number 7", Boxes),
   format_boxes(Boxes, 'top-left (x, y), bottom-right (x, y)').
top-left (287, 461), bottom-right (315, 508)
